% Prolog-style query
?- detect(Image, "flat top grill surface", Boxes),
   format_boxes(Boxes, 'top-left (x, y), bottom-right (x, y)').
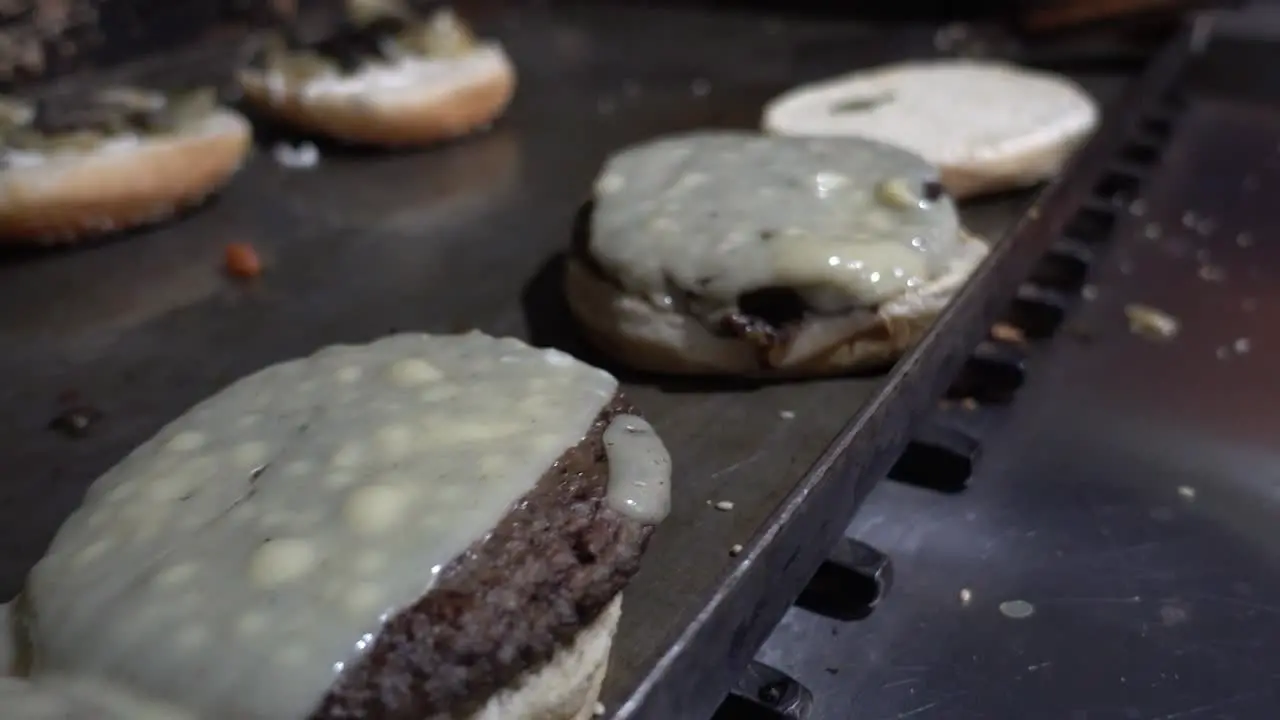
top-left (759, 16), bottom-right (1280, 719)
top-left (0, 3), bottom-right (1135, 716)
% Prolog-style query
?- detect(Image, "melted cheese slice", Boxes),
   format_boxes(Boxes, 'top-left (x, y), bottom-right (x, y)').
top-left (21, 332), bottom-right (617, 717)
top-left (589, 132), bottom-right (962, 312)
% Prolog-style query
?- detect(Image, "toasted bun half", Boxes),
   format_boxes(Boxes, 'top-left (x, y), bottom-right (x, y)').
top-left (0, 109), bottom-right (252, 245)
top-left (762, 60), bottom-right (1099, 200)
top-left (567, 232), bottom-right (989, 378)
top-left (469, 594), bottom-right (620, 720)
top-left (239, 44), bottom-right (516, 147)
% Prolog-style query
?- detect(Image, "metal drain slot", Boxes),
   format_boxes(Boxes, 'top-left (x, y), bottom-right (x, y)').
top-left (1030, 238), bottom-right (1095, 290)
top-left (795, 538), bottom-right (894, 622)
top-left (1063, 204), bottom-right (1118, 243)
top-left (1007, 284), bottom-right (1071, 338)
top-left (889, 420), bottom-right (981, 492)
top-left (716, 662), bottom-right (814, 720)
top-left (947, 340), bottom-right (1028, 404)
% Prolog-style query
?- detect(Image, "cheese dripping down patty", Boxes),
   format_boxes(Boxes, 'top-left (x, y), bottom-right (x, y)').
top-left (587, 131), bottom-right (963, 316)
top-left (17, 332), bottom-right (668, 717)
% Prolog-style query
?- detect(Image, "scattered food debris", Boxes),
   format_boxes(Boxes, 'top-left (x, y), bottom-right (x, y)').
top-left (1197, 264), bottom-right (1226, 282)
top-left (825, 667), bottom-right (839, 675)
top-left (1124, 304), bottom-right (1179, 341)
top-left (1234, 337), bottom-right (1252, 354)
top-left (690, 78), bottom-right (711, 97)
top-left (999, 599), bottom-right (1035, 619)
top-left (1236, 232), bottom-right (1255, 248)
top-left (1081, 284), bottom-right (1098, 301)
top-left (1178, 485), bottom-right (1197, 500)
top-left (593, 702), bottom-right (606, 717)
top-left (1027, 206), bottom-right (1041, 220)
top-left (224, 242), bottom-right (263, 279)
top-left (49, 404), bottom-right (103, 439)
top-left (1143, 222), bottom-right (1162, 239)
top-left (960, 398), bottom-right (979, 411)
top-left (713, 500), bottom-right (735, 512)
top-left (1128, 199), bottom-right (1147, 216)
top-left (779, 410), bottom-right (796, 420)
top-left (1160, 604), bottom-right (1189, 626)
top-left (960, 588), bottom-right (973, 606)
top-left (272, 140), bottom-right (319, 169)
top-left (729, 544), bottom-right (744, 557)
top-left (990, 322), bottom-right (1026, 345)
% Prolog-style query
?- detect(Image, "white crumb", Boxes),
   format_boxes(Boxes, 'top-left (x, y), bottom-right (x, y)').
top-left (272, 141), bottom-right (320, 169)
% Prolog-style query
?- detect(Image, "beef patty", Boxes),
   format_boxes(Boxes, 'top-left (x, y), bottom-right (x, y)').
top-left (315, 393), bottom-right (650, 719)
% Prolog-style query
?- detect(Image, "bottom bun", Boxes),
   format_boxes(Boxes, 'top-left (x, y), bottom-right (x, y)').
top-left (240, 45), bottom-right (516, 147)
top-left (0, 110), bottom-right (252, 245)
top-left (566, 232), bottom-right (989, 378)
top-left (468, 594), bottom-right (620, 720)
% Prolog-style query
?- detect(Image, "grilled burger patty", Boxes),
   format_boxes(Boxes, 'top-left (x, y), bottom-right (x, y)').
top-left (12, 332), bottom-right (671, 718)
top-left (318, 395), bottom-right (652, 718)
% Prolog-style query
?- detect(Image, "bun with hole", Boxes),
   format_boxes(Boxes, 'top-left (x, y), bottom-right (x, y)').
top-left (238, 1), bottom-right (515, 147)
top-left (566, 131), bottom-right (988, 378)
top-left (0, 87), bottom-right (251, 245)
top-left (762, 59), bottom-right (1099, 200)
top-left (8, 332), bottom-right (671, 719)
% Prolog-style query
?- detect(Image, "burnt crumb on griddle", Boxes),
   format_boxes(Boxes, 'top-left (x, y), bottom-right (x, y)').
top-left (48, 405), bottom-right (103, 438)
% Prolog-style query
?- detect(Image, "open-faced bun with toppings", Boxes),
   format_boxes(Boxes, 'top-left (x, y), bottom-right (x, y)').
top-left (9, 332), bottom-right (671, 719)
top-left (238, 0), bottom-right (516, 147)
top-left (762, 59), bottom-right (1100, 200)
top-left (0, 87), bottom-right (251, 245)
top-left (566, 131), bottom-right (989, 378)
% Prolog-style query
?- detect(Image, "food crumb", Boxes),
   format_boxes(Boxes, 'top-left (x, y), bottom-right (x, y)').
top-left (272, 140), bottom-right (319, 169)
top-left (593, 702), bottom-right (606, 716)
top-left (1197, 264), bottom-right (1226, 282)
top-left (779, 410), bottom-right (796, 420)
top-left (729, 544), bottom-right (744, 557)
top-left (713, 500), bottom-right (735, 512)
top-left (48, 405), bottom-right (103, 438)
top-left (1178, 485), bottom-right (1197, 500)
top-left (999, 599), bottom-right (1035, 619)
top-left (225, 243), bottom-right (263, 279)
top-left (1233, 337), bottom-right (1252, 354)
top-left (960, 398), bottom-right (979, 411)
top-left (1081, 284), bottom-right (1098, 301)
top-left (960, 588), bottom-right (973, 606)
top-left (990, 322), bottom-right (1026, 344)
top-left (1124, 304), bottom-right (1179, 341)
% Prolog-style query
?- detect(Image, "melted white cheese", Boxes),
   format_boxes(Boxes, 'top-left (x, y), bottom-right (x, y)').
top-left (0, 675), bottom-right (190, 719)
top-left (23, 332), bottom-right (619, 717)
top-left (602, 415), bottom-right (671, 524)
top-left (588, 132), bottom-right (962, 312)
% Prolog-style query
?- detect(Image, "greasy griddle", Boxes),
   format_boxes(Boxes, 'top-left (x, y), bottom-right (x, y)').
top-left (0, 3), bottom-right (1146, 718)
